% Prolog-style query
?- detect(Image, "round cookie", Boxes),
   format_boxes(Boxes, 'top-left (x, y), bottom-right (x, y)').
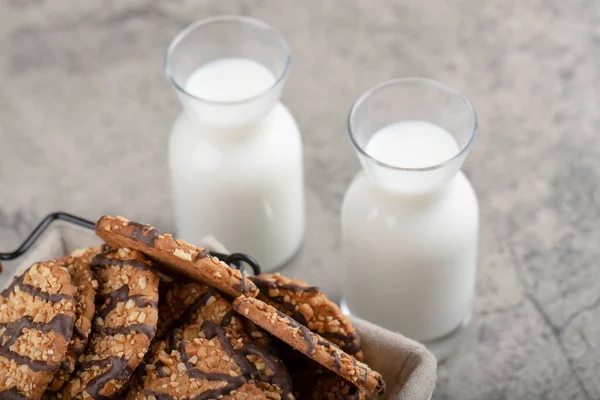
top-left (44, 256), bottom-right (98, 394)
top-left (155, 281), bottom-right (276, 356)
top-left (156, 281), bottom-right (247, 340)
top-left (158, 281), bottom-right (276, 354)
top-left (127, 281), bottom-right (252, 400)
top-left (233, 296), bottom-right (385, 397)
top-left (250, 273), bottom-right (363, 359)
top-left (129, 281), bottom-right (292, 400)
top-left (95, 215), bottom-right (258, 298)
top-left (61, 248), bottom-right (159, 400)
top-left (0, 261), bottom-right (77, 399)
top-left (134, 322), bottom-right (293, 400)
top-left (156, 281), bottom-right (275, 352)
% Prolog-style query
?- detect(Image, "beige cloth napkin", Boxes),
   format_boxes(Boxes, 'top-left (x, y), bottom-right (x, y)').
top-left (1, 221), bottom-right (437, 400)
top-left (353, 318), bottom-right (437, 400)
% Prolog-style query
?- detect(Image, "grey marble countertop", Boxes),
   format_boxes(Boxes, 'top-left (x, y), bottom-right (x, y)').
top-left (1, 1), bottom-right (600, 398)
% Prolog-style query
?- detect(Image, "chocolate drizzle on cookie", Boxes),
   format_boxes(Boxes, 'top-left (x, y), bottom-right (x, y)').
top-left (235, 297), bottom-right (318, 354)
top-left (91, 249), bottom-right (153, 272)
top-left (186, 371), bottom-right (245, 400)
top-left (317, 339), bottom-right (345, 374)
top-left (128, 222), bottom-right (163, 248)
top-left (172, 321), bottom-right (293, 399)
top-left (319, 338), bottom-right (384, 392)
top-left (252, 299), bottom-right (316, 355)
top-left (332, 348), bottom-right (342, 372)
top-left (162, 323), bottom-right (248, 399)
top-left (240, 343), bottom-right (293, 392)
top-left (90, 250), bottom-right (158, 340)
top-left (251, 276), bottom-right (314, 326)
top-left (161, 284), bottom-right (245, 339)
top-left (238, 267), bottom-right (248, 295)
top-left (159, 286), bottom-right (218, 337)
top-left (61, 248), bottom-right (159, 399)
top-left (320, 331), bottom-right (361, 354)
top-left (220, 310), bottom-right (235, 327)
top-left (251, 275), bottom-right (320, 294)
top-left (197, 249), bottom-right (210, 259)
top-left (96, 216), bottom-right (259, 298)
top-left (0, 268), bottom-right (76, 372)
top-left (0, 314), bottom-right (74, 342)
top-left (94, 285), bottom-right (158, 338)
top-left (0, 387), bottom-right (29, 400)
top-left (1, 272), bottom-right (74, 303)
top-left (250, 274), bottom-right (362, 357)
top-left (95, 286), bottom-right (157, 319)
top-left (195, 321), bottom-right (252, 375)
top-left (177, 289), bottom-right (217, 327)
top-left (233, 296), bottom-right (385, 396)
top-left (127, 222), bottom-right (210, 263)
top-left (288, 315), bottom-right (316, 354)
top-left (72, 325), bottom-right (87, 340)
top-left (79, 355), bottom-right (131, 400)
top-left (0, 262), bottom-right (78, 398)
top-left (0, 314), bottom-right (74, 372)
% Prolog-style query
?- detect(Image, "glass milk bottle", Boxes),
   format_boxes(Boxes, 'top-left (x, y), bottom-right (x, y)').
top-left (341, 78), bottom-right (478, 359)
top-left (165, 16), bottom-right (305, 272)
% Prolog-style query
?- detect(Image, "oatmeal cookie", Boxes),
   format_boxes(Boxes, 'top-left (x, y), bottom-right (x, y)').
top-left (130, 281), bottom-right (291, 400)
top-left (134, 322), bottom-right (293, 400)
top-left (0, 261), bottom-right (77, 399)
top-left (250, 273), bottom-right (362, 359)
top-left (233, 296), bottom-right (385, 397)
top-left (95, 216), bottom-right (258, 297)
top-left (155, 282), bottom-right (245, 340)
top-left (44, 256), bottom-right (98, 394)
top-left (60, 248), bottom-right (159, 399)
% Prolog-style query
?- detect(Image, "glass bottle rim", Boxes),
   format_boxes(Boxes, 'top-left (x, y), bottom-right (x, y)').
top-left (164, 15), bottom-right (291, 106)
top-left (347, 77), bottom-right (478, 172)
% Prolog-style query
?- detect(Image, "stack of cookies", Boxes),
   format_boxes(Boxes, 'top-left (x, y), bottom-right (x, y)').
top-left (0, 215), bottom-right (386, 399)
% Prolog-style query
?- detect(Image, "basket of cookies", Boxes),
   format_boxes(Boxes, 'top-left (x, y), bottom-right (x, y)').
top-left (0, 213), bottom-right (436, 400)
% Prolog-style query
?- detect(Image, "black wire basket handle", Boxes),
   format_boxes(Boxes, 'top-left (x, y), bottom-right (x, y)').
top-left (216, 252), bottom-right (261, 276)
top-left (0, 212), bottom-right (261, 275)
top-left (0, 212), bottom-right (94, 270)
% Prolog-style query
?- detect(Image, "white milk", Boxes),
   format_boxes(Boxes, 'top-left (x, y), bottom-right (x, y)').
top-left (169, 58), bottom-right (305, 271)
top-left (342, 121), bottom-right (479, 347)
top-left (185, 58), bottom-right (274, 102)
top-left (365, 121), bottom-right (460, 168)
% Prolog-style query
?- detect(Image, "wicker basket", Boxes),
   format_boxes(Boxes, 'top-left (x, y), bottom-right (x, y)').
top-left (0, 213), bottom-right (437, 399)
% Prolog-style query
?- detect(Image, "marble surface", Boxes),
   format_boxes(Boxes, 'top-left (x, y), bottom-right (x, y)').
top-left (1, 1), bottom-right (600, 398)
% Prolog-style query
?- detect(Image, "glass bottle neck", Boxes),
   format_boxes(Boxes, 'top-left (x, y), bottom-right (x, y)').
top-left (360, 156), bottom-right (463, 196)
top-left (178, 101), bottom-right (282, 145)
top-left (361, 170), bottom-right (463, 207)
